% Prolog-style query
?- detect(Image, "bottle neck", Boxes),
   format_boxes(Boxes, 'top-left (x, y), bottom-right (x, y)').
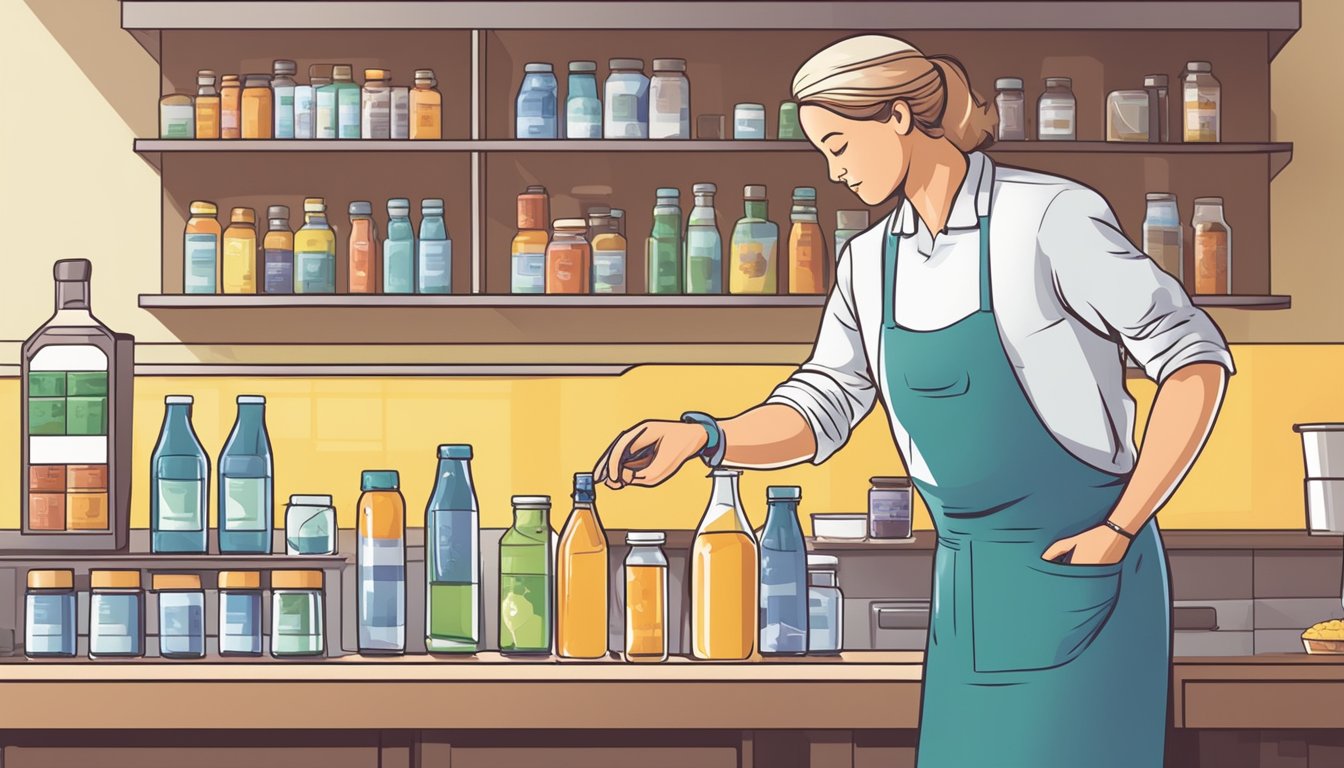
top-left (744, 200), bottom-right (767, 220)
top-left (429, 459), bottom-right (477, 511)
top-left (55, 280), bottom-right (90, 311)
top-left (304, 213), bottom-right (328, 226)
top-left (231, 404), bottom-right (267, 441)
top-left (810, 570), bottom-right (837, 588)
top-left (765, 500), bottom-right (799, 525)
top-left (165, 403), bottom-right (193, 429)
top-left (709, 473), bottom-right (741, 510)
top-left (513, 507), bottom-right (547, 529)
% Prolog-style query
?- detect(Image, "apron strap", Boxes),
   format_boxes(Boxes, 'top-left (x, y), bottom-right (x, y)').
top-left (977, 215), bottom-right (992, 313)
top-left (882, 229), bottom-right (900, 330)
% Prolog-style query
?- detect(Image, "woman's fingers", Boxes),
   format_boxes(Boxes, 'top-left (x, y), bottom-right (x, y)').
top-left (602, 424), bottom-right (650, 490)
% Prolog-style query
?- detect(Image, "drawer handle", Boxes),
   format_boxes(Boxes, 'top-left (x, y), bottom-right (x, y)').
top-left (875, 605), bottom-right (930, 630)
top-left (1173, 605), bottom-right (1219, 631)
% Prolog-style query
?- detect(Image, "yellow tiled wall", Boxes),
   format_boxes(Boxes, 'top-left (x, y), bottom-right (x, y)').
top-left (0, 344), bottom-right (1333, 532)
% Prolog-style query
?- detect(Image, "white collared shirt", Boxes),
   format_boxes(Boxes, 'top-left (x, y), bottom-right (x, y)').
top-left (766, 152), bottom-right (1235, 482)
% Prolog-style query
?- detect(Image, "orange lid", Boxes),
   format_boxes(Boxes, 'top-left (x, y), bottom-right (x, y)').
top-left (91, 570), bottom-right (141, 589)
top-left (272, 570), bottom-right (323, 589)
top-left (218, 571), bottom-right (261, 590)
top-left (230, 207), bottom-right (256, 224)
top-left (153, 574), bottom-right (202, 591)
top-left (28, 569), bottom-right (73, 590)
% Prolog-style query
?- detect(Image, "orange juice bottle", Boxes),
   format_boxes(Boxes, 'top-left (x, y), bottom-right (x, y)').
top-left (410, 69), bottom-right (442, 140)
top-left (788, 186), bottom-right (829, 294)
top-left (556, 472), bottom-right (609, 659)
top-left (692, 468), bottom-right (759, 660)
top-left (624, 531), bottom-right (669, 663)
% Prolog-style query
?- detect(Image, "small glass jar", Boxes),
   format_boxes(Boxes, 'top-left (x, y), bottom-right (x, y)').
top-left (868, 476), bottom-right (913, 540)
top-left (160, 93), bottom-right (195, 139)
top-left (1143, 193), bottom-right (1184, 282)
top-left (807, 555), bottom-right (844, 655)
top-left (696, 114), bottom-right (726, 140)
top-left (361, 68), bottom-right (392, 140)
top-left (545, 218), bottom-right (592, 294)
top-left (1106, 90), bottom-right (1150, 142)
top-left (604, 58), bottom-right (650, 139)
top-left (155, 574), bottom-right (205, 659)
top-left (566, 61), bottom-right (603, 139)
top-left (734, 103), bottom-right (766, 140)
top-left (219, 570), bottom-right (264, 657)
top-left (1037, 77), bottom-right (1076, 141)
top-left (272, 570), bottom-right (325, 657)
top-left (624, 531), bottom-right (669, 663)
top-left (90, 570), bottom-right (145, 658)
top-left (1193, 197), bottom-right (1232, 295)
top-left (1183, 61), bottom-right (1221, 143)
top-left (994, 78), bottom-right (1026, 141)
top-left (777, 101), bottom-right (804, 140)
top-left (25, 569), bottom-right (76, 658)
top-left (516, 63), bottom-right (559, 139)
top-left (649, 58), bottom-right (690, 139)
top-left (286, 494), bottom-right (337, 555)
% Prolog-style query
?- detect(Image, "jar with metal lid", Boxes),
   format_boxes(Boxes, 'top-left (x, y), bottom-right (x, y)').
top-left (868, 476), bottom-right (913, 540)
top-left (624, 531), bottom-right (669, 663)
top-left (155, 573), bottom-right (205, 659)
top-left (1106, 90), bottom-right (1150, 142)
top-left (566, 61), bottom-right (602, 139)
top-left (272, 570), bottom-right (325, 657)
top-left (649, 58), bottom-right (690, 139)
top-left (604, 58), bottom-right (649, 138)
top-left (219, 571), bottom-right (263, 656)
top-left (159, 93), bottom-right (194, 140)
top-left (807, 555), bottom-right (844, 655)
top-left (545, 219), bottom-right (592, 294)
top-left (1183, 61), bottom-right (1221, 143)
top-left (994, 77), bottom-right (1026, 141)
top-left (25, 569), bottom-right (76, 657)
top-left (285, 494), bottom-right (337, 555)
top-left (89, 569), bottom-right (144, 658)
top-left (1037, 77), bottom-right (1076, 141)
top-left (734, 103), bottom-right (766, 140)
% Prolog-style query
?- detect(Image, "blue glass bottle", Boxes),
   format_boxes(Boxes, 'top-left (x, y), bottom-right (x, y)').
top-left (565, 61), bottom-right (602, 139)
top-left (417, 198), bottom-right (452, 294)
top-left (383, 198), bottom-right (416, 294)
top-left (425, 444), bottom-right (481, 653)
top-left (759, 485), bottom-right (808, 655)
top-left (218, 395), bottom-right (273, 554)
top-left (685, 183), bottom-right (723, 294)
top-left (516, 63), bottom-right (558, 139)
top-left (151, 395), bottom-right (209, 553)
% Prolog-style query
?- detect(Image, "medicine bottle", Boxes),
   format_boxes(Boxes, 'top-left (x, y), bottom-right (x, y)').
top-left (25, 569), bottom-right (76, 658)
top-left (624, 531), bottom-right (669, 663)
top-left (272, 570), bottom-right (325, 657)
top-left (195, 70), bottom-right (220, 139)
top-left (219, 570), bottom-right (264, 657)
top-left (545, 219), bottom-right (592, 294)
top-left (994, 78), bottom-right (1026, 141)
top-left (155, 573), bottom-right (205, 659)
top-left (1037, 77), bottom-right (1076, 141)
top-left (89, 569), bottom-right (144, 658)
top-left (1183, 62), bottom-right (1221, 143)
top-left (220, 74), bottom-right (242, 139)
top-left (241, 74), bottom-right (273, 139)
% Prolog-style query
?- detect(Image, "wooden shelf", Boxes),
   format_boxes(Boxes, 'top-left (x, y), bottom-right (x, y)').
top-left (137, 294), bottom-right (827, 309)
top-left (1193, 294), bottom-right (1292, 309)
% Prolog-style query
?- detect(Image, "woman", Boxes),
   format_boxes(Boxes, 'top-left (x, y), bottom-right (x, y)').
top-left (594, 36), bottom-right (1232, 767)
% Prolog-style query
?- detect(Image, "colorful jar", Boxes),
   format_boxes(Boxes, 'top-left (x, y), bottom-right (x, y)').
top-left (271, 570), bottom-right (325, 657)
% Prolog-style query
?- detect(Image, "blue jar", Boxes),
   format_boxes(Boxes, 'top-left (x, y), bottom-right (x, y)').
top-left (219, 571), bottom-right (264, 656)
top-left (417, 198), bottom-right (452, 294)
top-left (604, 58), bottom-right (649, 138)
top-left (516, 63), bottom-right (558, 139)
top-left (25, 570), bottom-right (76, 658)
top-left (90, 570), bottom-right (145, 658)
top-left (565, 61), bottom-right (602, 139)
top-left (155, 574), bottom-right (206, 659)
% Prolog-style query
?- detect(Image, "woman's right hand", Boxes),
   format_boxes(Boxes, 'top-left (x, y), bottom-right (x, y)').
top-left (593, 420), bottom-right (709, 490)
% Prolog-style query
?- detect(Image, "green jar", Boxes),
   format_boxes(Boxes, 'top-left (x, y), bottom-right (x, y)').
top-left (270, 570), bottom-right (324, 657)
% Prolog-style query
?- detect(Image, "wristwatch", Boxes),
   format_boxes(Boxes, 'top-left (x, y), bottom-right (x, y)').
top-left (680, 411), bottom-right (727, 468)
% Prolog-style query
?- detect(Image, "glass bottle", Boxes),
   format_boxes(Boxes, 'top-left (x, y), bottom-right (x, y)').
top-left (295, 65), bottom-right (328, 140)
top-left (218, 570), bottom-right (264, 656)
top-left (604, 58), bottom-right (649, 139)
top-left (835, 210), bottom-right (868, 259)
top-left (25, 570), bottom-right (76, 658)
top-left (788, 187), bottom-right (829, 294)
top-left (155, 574), bottom-right (206, 659)
top-left (1037, 77), bottom-right (1076, 141)
top-left (649, 58), bottom-right (690, 140)
top-left (685, 183), bottom-right (723, 294)
top-left (391, 85), bottom-right (410, 139)
top-left (516, 63), bottom-right (559, 139)
top-left (417, 198), bottom-right (452, 294)
top-left (995, 77), bottom-right (1026, 141)
top-left (565, 61), bottom-right (602, 139)
top-left (285, 494), bottom-right (336, 555)
top-left (500, 495), bottom-right (554, 655)
top-left (271, 570), bottom-right (324, 657)
top-left (271, 60), bottom-right (297, 139)
top-left (611, 208), bottom-right (626, 238)
top-left (294, 197), bottom-right (337, 293)
top-left (590, 210), bottom-right (627, 294)
top-left (1143, 193), bottom-right (1184, 283)
top-left (159, 93), bottom-right (194, 139)
top-left (361, 68), bottom-right (392, 140)
top-left (218, 395), bottom-right (273, 554)
top-left (262, 205), bottom-right (294, 295)
top-left (241, 74), bottom-right (273, 139)
top-left (222, 207), bottom-right (259, 294)
top-left (623, 531), bottom-right (669, 663)
top-left (759, 486), bottom-right (808, 656)
top-left (692, 469), bottom-right (759, 661)
top-left (556, 472), bottom-right (608, 660)
top-left (512, 186), bottom-right (550, 294)
top-left (1183, 62), bottom-right (1221, 143)
top-left (194, 70), bottom-right (220, 139)
top-left (220, 74), bottom-right (242, 139)
top-left (358, 470), bottom-right (406, 654)
top-left (150, 395), bottom-right (208, 554)
top-left (730, 185), bottom-right (779, 295)
top-left (410, 69), bottom-right (442, 140)
top-left (545, 218), bottom-right (592, 294)
top-left (807, 555), bottom-right (844, 655)
top-left (425, 444), bottom-right (481, 654)
top-left (1193, 196), bottom-right (1232, 295)
top-left (183, 201), bottom-right (221, 294)
top-left (318, 64), bottom-right (359, 139)
top-left (383, 198), bottom-right (416, 294)
top-left (89, 570), bottom-right (144, 658)
top-left (348, 201), bottom-right (379, 293)
top-left (647, 187), bottom-right (683, 294)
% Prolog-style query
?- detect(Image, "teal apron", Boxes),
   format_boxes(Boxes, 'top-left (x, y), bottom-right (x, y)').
top-left (880, 214), bottom-right (1172, 767)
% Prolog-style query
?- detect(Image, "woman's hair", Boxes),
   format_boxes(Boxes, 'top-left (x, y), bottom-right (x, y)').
top-left (792, 35), bottom-right (997, 153)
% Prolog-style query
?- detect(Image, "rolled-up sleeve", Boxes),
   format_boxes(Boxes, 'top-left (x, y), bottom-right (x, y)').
top-left (1039, 187), bottom-right (1236, 383)
top-left (766, 243), bottom-right (877, 463)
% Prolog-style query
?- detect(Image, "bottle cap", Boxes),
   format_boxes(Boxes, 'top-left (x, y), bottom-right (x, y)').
top-left (569, 60), bottom-right (598, 73)
top-left (655, 187), bottom-right (680, 199)
top-left (524, 185), bottom-right (548, 195)
top-left (153, 574), bottom-right (202, 591)
top-left (524, 62), bottom-right (554, 73)
top-left (587, 205), bottom-right (612, 217)
top-left (995, 77), bottom-right (1024, 90)
top-left (807, 554), bottom-right (840, 569)
top-left (230, 207), bottom-right (255, 224)
top-left (1145, 192), bottom-right (1176, 202)
top-left (90, 570), bottom-right (140, 589)
top-left (511, 495), bottom-right (551, 507)
top-left (693, 182), bottom-right (717, 195)
top-left (197, 69), bottom-right (217, 80)
top-left (421, 198), bottom-right (445, 211)
top-left (837, 210), bottom-right (869, 230)
top-left (273, 60), bottom-right (297, 76)
top-left (332, 64), bottom-right (354, 80)
top-left (610, 208), bottom-right (624, 219)
top-left (735, 102), bottom-right (766, 112)
top-left (288, 494), bottom-right (333, 507)
top-left (793, 186), bottom-right (818, 201)
top-left (414, 69), bottom-right (436, 80)
top-left (243, 74), bottom-right (272, 87)
top-left (438, 444), bottom-right (473, 460)
top-left (709, 468), bottom-right (742, 478)
top-left (743, 185), bottom-right (767, 199)
top-left (573, 472), bottom-right (596, 502)
top-left (267, 205), bottom-right (290, 221)
top-left (28, 569), bottom-right (74, 590)
top-left (53, 259), bottom-right (92, 283)
top-left (388, 197), bottom-right (411, 213)
top-left (349, 200), bottom-right (372, 216)
top-left (653, 58), bottom-right (687, 72)
top-left (361, 470), bottom-right (400, 491)
top-left (609, 58), bottom-right (644, 71)
top-left (237, 395), bottom-right (266, 404)
top-left (1186, 61), bottom-right (1212, 72)
top-left (1193, 196), bottom-right (1224, 206)
top-left (1044, 76), bottom-right (1072, 87)
top-left (164, 395), bottom-right (194, 405)
top-left (364, 68), bottom-right (389, 81)
top-left (767, 485), bottom-right (802, 501)
top-left (218, 571), bottom-right (262, 590)
top-left (869, 476), bottom-right (912, 489)
top-left (221, 74), bottom-right (240, 84)
top-left (272, 570), bottom-right (323, 590)
top-left (554, 218), bottom-right (588, 230)
top-left (303, 197), bottom-right (326, 213)
top-left (1144, 74), bottom-right (1169, 88)
top-left (626, 531), bottom-right (666, 545)
top-left (190, 201), bottom-right (218, 216)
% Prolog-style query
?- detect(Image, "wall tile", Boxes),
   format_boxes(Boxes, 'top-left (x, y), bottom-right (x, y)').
top-left (1255, 550), bottom-right (1343, 598)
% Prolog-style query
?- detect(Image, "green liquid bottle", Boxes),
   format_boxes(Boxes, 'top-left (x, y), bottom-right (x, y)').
top-left (425, 444), bottom-right (480, 653)
top-left (646, 187), bottom-right (683, 294)
top-left (500, 495), bottom-right (553, 654)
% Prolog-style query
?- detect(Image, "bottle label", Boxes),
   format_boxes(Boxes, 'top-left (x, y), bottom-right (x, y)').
top-left (157, 477), bottom-right (204, 531)
top-left (295, 88), bottom-right (315, 138)
top-left (383, 242), bottom-right (415, 293)
top-left (276, 593), bottom-right (313, 634)
top-left (264, 249), bottom-right (294, 293)
top-left (295, 249), bottom-right (335, 293)
top-left (735, 241), bottom-right (767, 278)
top-left (222, 593), bottom-right (258, 637)
top-left (430, 509), bottom-right (477, 583)
top-left (184, 233), bottom-right (218, 293)
top-left (512, 248), bottom-right (546, 293)
top-left (316, 90), bottom-right (337, 139)
top-left (161, 105), bottom-right (194, 139)
top-left (418, 240), bottom-right (452, 293)
top-left (274, 87), bottom-right (295, 138)
top-left (593, 249), bottom-right (627, 293)
top-left (223, 476), bottom-right (267, 531)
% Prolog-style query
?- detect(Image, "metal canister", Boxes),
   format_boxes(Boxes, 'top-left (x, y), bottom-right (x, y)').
top-left (868, 476), bottom-right (913, 539)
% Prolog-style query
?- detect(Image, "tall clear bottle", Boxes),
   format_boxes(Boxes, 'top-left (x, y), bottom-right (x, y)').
top-left (646, 187), bottom-right (683, 294)
top-left (685, 183), bottom-right (723, 294)
top-left (383, 198), bottom-right (416, 294)
top-left (758, 485), bottom-right (807, 655)
top-left (271, 60), bottom-right (297, 139)
top-left (556, 472), bottom-right (608, 659)
top-left (692, 469), bottom-right (759, 660)
top-left (150, 396), bottom-right (209, 554)
top-left (218, 395), bottom-right (273, 554)
top-left (358, 470), bottom-right (406, 654)
top-left (425, 444), bottom-right (481, 653)
top-left (417, 198), bottom-right (452, 294)
top-left (729, 185), bottom-right (779, 295)
top-left (500, 495), bottom-right (553, 655)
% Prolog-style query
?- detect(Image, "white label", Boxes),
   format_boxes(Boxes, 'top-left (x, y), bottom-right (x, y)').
top-left (30, 436), bottom-right (108, 464)
top-left (30, 345), bottom-right (107, 372)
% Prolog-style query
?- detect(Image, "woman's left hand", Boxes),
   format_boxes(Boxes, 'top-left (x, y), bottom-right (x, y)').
top-left (1041, 525), bottom-right (1131, 566)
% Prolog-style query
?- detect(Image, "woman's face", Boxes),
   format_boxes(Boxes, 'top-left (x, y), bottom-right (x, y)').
top-left (801, 103), bottom-right (911, 207)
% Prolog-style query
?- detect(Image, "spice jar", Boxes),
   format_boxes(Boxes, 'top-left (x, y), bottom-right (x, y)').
top-left (624, 531), bottom-right (669, 663)
top-left (1106, 90), bottom-right (1150, 142)
top-left (159, 93), bottom-right (194, 139)
top-left (155, 574), bottom-right (205, 659)
top-left (285, 494), bottom-right (337, 555)
top-left (219, 571), bottom-right (263, 657)
top-left (272, 570), bottom-right (325, 657)
top-left (195, 70), bottom-right (220, 139)
top-left (1143, 193), bottom-right (1184, 282)
top-left (868, 476), bottom-right (913, 539)
top-left (1183, 62), bottom-right (1221, 143)
top-left (545, 218), bottom-right (592, 294)
top-left (649, 58), bottom-right (691, 139)
top-left (241, 74), bottom-right (274, 139)
top-left (994, 78), bottom-right (1026, 141)
top-left (1193, 197), bottom-right (1232, 294)
top-left (778, 101), bottom-right (804, 140)
top-left (25, 569), bottom-right (76, 658)
top-left (807, 555), bottom-right (844, 655)
top-left (1037, 77), bottom-right (1076, 141)
top-left (219, 74), bottom-right (242, 139)
top-left (734, 103), bottom-right (767, 140)
top-left (1144, 74), bottom-right (1170, 142)
top-left (90, 570), bottom-right (144, 658)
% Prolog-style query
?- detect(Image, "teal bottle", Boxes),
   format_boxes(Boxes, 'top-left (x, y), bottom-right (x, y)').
top-left (150, 395), bottom-right (209, 554)
top-left (218, 395), bottom-right (273, 554)
top-left (685, 182), bottom-right (723, 294)
top-left (383, 198), bottom-right (416, 294)
top-left (425, 444), bottom-right (481, 653)
top-left (417, 198), bottom-right (452, 294)
top-left (647, 188), bottom-right (683, 294)
top-left (500, 495), bottom-right (553, 654)
top-left (759, 485), bottom-right (808, 655)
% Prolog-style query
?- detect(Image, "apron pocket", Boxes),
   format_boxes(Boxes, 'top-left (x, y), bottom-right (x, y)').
top-left (970, 539), bottom-right (1122, 673)
top-left (902, 369), bottom-right (970, 399)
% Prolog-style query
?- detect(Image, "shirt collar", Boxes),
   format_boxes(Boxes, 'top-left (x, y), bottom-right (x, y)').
top-left (889, 151), bottom-right (994, 238)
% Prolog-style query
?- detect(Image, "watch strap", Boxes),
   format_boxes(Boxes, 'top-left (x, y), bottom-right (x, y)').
top-left (1103, 519), bottom-right (1135, 540)
top-left (680, 411), bottom-right (726, 468)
